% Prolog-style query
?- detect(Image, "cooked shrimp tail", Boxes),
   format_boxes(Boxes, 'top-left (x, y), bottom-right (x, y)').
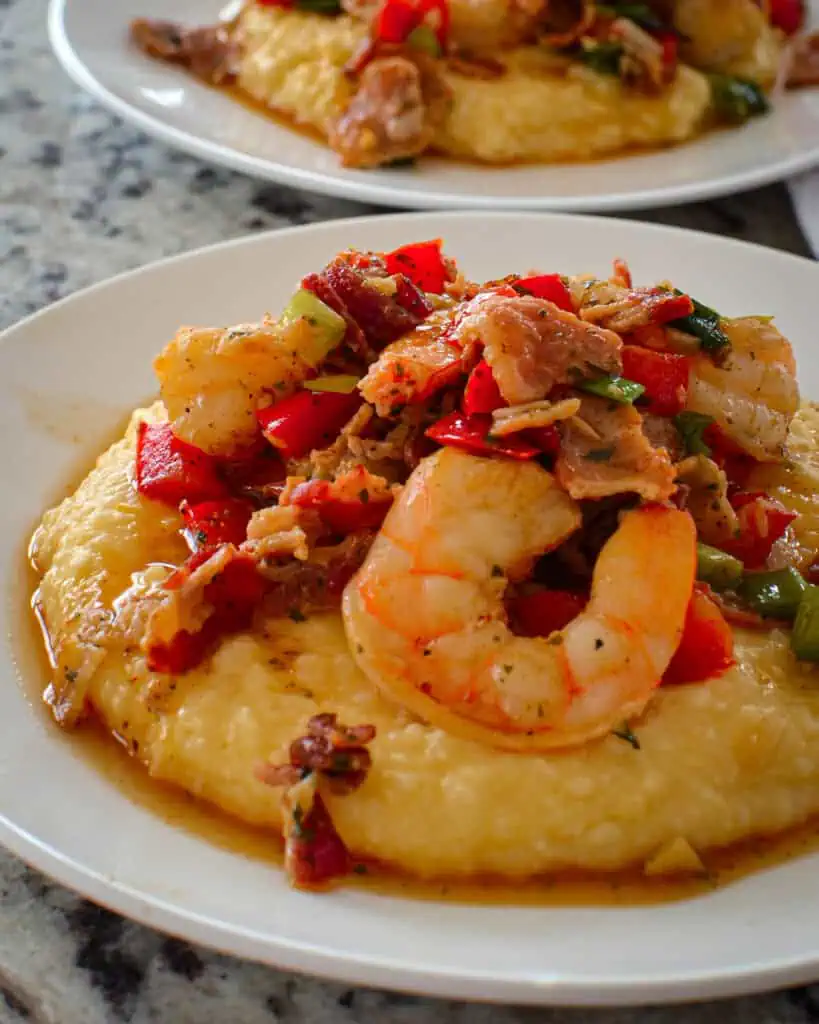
top-left (343, 448), bottom-right (697, 752)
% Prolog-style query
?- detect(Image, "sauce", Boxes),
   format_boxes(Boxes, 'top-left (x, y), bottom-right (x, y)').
top-left (16, 538), bottom-right (819, 905)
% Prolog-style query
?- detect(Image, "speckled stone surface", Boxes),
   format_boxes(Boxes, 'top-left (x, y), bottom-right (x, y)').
top-left (3, 0), bottom-right (819, 1020)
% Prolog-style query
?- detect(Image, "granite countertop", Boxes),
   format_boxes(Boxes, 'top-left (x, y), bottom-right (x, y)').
top-left (3, 0), bottom-right (819, 1020)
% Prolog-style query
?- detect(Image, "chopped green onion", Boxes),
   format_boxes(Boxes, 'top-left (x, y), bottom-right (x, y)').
top-left (697, 543), bottom-right (744, 592)
top-left (596, 2), bottom-right (665, 29)
top-left (792, 585), bottom-right (819, 661)
top-left (304, 374), bottom-right (360, 395)
top-left (708, 73), bottom-right (770, 125)
top-left (576, 40), bottom-right (624, 75)
top-left (737, 567), bottom-right (807, 621)
top-left (295, 0), bottom-right (342, 12)
top-left (407, 24), bottom-right (441, 57)
top-left (673, 411), bottom-right (714, 457)
top-left (280, 289), bottom-right (346, 365)
top-left (669, 293), bottom-right (730, 353)
top-left (578, 374), bottom-right (645, 404)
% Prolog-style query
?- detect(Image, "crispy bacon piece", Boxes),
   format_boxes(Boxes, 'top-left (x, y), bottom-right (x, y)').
top-left (257, 713), bottom-right (376, 888)
top-left (786, 33), bottom-right (819, 88)
top-left (556, 395), bottom-right (676, 502)
top-left (130, 18), bottom-right (239, 84)
top-left (451, 291), bottom-right (623, 405)
top-left (579, 287), bottom-right (693, 334)
top-left (302, 256), bottom-right (432, 360)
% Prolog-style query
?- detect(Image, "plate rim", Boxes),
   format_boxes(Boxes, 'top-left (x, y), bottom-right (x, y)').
top-left (6, 210), bottom-right (819, 1007)
top-left (48, 0), bottom-right (819, 213)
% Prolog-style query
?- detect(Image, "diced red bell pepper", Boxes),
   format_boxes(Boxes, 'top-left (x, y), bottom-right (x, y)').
top-left (374, 0), bottom-right (449, 48)
top-left (206, 555), bottom-right (268, 633)
top-left (701, 423), bottom-right (755, 489)
top-left (147, 551), bottom-right (267, 673)
top-left (462, 359), bottom-right (506, 416)
top-left (663, 585), bottom-right (735, 685)
top-left (426, 412), bottom-right (540, 460)
top-left (285, 795), bottom-right (351, 890)
top-left (650, 291), bottom-right (694, 325)
top-left (181, 498), bottom-right (254, 550)
top-left (146, 628), bottom-right (211, 675)
top-left (526, 425), bottom-right (561, 456)
top-left (287, 479), bottom-right (393, 534)
top-left (768, 0), bottom-right (805, 35)
top-left (257, 390), bottom-right (362, 462)
top-left (136, 421), bottom-right (227, 507)
top-left (384, 239), bottom-right (448, 294)
top-left (513, 274), bottom-right (574, 313)
top-left (621, 345), bottom-right (691, 417)
top-left (656, 30), bottom-right (678, 76)
top-left (720, 492), bottom-right (798, 569)
top-left (507, 589), bottom-right (588, 638)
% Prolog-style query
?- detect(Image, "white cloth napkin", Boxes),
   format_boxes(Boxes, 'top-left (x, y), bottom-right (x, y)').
top-left (788, 171), bottom-right (819, 256)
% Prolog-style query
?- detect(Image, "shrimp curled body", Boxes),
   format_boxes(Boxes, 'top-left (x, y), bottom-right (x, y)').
top-left (343, 447), bottom-right (697, 751)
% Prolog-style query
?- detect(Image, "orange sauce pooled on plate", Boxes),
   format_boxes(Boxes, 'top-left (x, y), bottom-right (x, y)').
top-left (16, 538), bottom-right (819, 906)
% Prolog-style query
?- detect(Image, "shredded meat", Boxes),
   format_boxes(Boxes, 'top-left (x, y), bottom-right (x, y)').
top-left (329, 53), bottom-right (451, 168)
top-left (556, 395), bottom-right (676, 501)
top-left (130, 18), bottom-right (239, 84)
top-left (257, 531), bottom-right (375, 619)
top-left (452, 292), bottom-right (622, 405)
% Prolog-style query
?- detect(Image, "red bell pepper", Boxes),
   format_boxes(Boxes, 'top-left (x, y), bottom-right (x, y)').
top-left (147, 551), bottom-right (267, 673)
top-left (526, 425), bottom-right (561, 456)
top-left (286, 467), bottom-right (394, 534)
top-left (656, 30), bottom-right (678, 76)
top-left (663, 585), bottom-right (735, 685)
top-left (462, 359), bottom-right (505, 416)
top-left (720, 492), bottom-right (798, 569)
top-left (257, 390), bottom-right (362, 462)
top-left (384, 239), bottom-right (448, 294)
top-left (621, 344), bottom-right (690, 417)
top-left (768, 0), bottom-right (805, 35)
top-left (285, 794), bottom-right (352, 890)
top-left (374, 0), bottom-right (449, 48)
top-left (426, 412), bottom-right (540, 460)
top-left (513, 274), bottom-right (574, 313)
top-left (701, 423), bottom-right (755, 489)
top-left (508, 589), bottom-right (587, 638)
top-left (649, 290), bottom-right (694, 325)
top-left (136, 421), bottom-right (227, 507)
top-left (181, 498), bottom-right (255, 550)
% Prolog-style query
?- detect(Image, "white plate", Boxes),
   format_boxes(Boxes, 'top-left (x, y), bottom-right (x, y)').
top-left (49, 0), bottom-right (819, 212)
top-left (4, 212), bottom-right (819, 1007)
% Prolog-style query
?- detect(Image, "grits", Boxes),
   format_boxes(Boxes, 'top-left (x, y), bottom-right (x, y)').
top-left (30, 402), bottom-right (819, 880)
top-left (235, 6), bottom-right (711, 165)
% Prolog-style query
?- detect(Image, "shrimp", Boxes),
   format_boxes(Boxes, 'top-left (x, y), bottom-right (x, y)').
top-left (154, 316), bottom-right (327, 456)
top-left (687, 317), bottom-right (800, 462)
top-left (672, 0), bottom-right (782, 84)
top-left (343, 447), bottom-right (696, 752)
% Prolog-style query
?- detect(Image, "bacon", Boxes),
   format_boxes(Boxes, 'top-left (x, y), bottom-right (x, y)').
top-left (451, 291), bottom-right (623, 405)
top-left (303, 257), bottom-right (432, 359)
top-left (130, 18), bottom-right (239, 84)
top-left (257, 714), bottom-right (377, 889)
top-left (556, 395), bottom-right (676, 502)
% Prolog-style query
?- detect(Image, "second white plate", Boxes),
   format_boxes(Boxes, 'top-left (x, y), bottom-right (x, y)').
top-left (50, 0), bottom-right (819, 212)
